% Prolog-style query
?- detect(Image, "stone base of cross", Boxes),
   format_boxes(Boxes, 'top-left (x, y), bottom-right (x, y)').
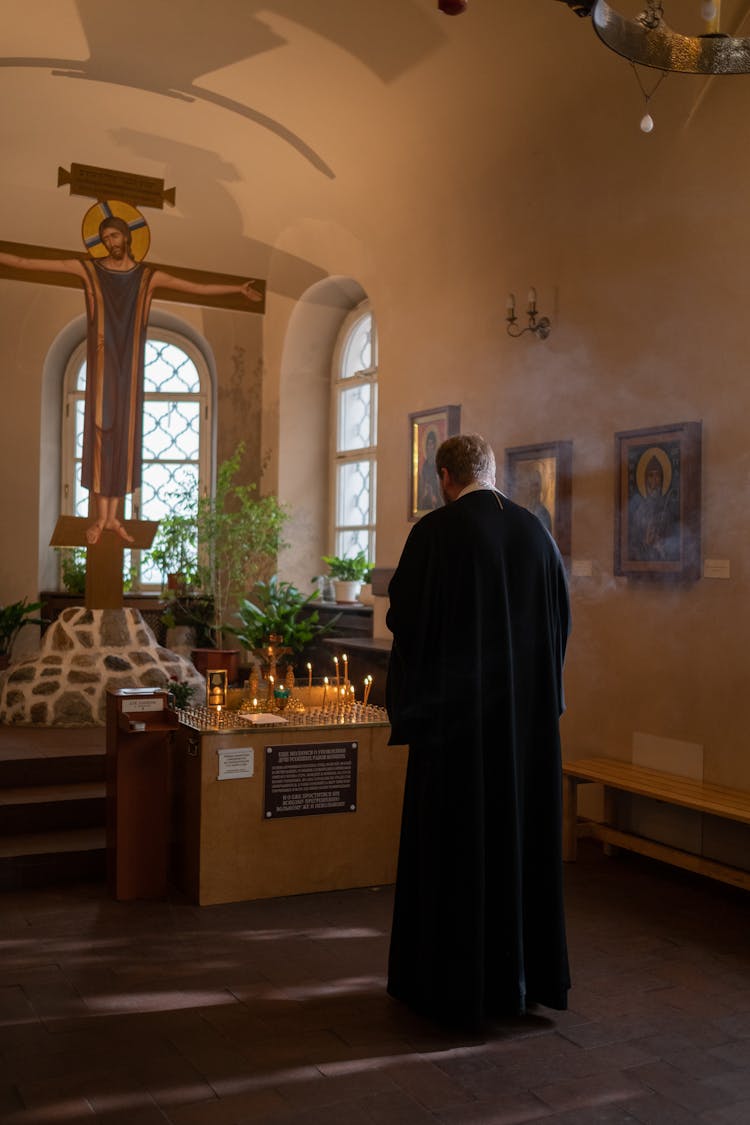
top-left (50, 516), bottom-right (159, 609)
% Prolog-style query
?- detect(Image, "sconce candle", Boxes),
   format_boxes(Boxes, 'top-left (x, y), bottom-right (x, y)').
top-left (506, 286), bottom-right (551, 340)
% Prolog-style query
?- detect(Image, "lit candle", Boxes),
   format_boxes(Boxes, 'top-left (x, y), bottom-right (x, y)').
top-left (333, 656), bottom-right (340, 690)
top-left (252, 697), bottom-right (257, 709)
top-left (267, 673), bottom-right (274, 703)
top-left (342, 653), bottom-right (348, 690)
top-left (363, 675), bottom-right (372, 708)
top-left (323, 676), bottom-right (329, 708)
top-left (702, 1), bottom-right (720, 33)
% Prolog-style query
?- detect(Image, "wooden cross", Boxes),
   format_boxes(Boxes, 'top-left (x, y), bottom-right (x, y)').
top-left (50, 516), bottom-right (159, 610)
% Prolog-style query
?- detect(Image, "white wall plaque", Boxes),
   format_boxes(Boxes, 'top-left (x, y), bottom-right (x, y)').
top-left (703, 558), bottom-right (730, 579)
top-left (217, 747), bottom-right (255, 780)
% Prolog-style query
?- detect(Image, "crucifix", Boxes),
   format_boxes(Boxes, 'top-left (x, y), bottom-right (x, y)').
top-left (49, 516), bottom-right (159, 610)
top-left (0, 163), bottom-right (265, 610)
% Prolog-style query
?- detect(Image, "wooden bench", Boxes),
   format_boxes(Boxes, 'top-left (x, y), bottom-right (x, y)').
top-left (563, 756), bottom-right (750, 891)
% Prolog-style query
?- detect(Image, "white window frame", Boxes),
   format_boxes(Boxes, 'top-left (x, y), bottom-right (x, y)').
top-left (61, 327), bottom-right (212, 590)
top-left (330, 302), bottom-right (378, 560)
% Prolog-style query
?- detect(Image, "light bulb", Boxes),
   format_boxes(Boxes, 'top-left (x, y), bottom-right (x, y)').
top-left (640, 113), bottom-right (654, 134)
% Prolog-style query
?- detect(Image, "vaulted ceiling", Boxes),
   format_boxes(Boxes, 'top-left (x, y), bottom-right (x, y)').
top-left (4, 1), bottom-right (750, 287)
top-left (0, 1), bottom-right (603, 280)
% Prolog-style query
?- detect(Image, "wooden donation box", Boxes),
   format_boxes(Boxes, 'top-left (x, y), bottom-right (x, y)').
top-left (106, 688), bottom-right (179, 901)
top-left (173, 717), bottom-right (408, 906)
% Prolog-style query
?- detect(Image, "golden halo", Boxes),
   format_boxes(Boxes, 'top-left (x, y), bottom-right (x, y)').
top-left (635, 446), bottom-right (672, 497)
top-left (81, 200), bottom-right (150, 262)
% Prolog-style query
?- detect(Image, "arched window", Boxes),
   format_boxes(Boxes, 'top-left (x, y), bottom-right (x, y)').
top-left (61, 328), bottom-right (211, 589)
top-left (331, 303), bottom-right (378, 560)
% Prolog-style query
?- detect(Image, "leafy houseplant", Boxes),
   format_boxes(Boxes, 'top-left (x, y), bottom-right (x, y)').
top-left (228, 576), bottom-right (339, 663)
top-left (322, 551), bottom-right (372, 583)
top-left (147, 511), bottom-right (198, 590)
top-left (0, 598), bottom-right (46, 666)
top-left (160, 592), bottom-right (216, 650)
top-left (322, 550), bottom-right (373, 603)
top-left (166, 677), bottom-right (196, 709)
top-left (194, 442), bottom-right (289, 648)
top-left (57, 547), bottom-right (87, 596)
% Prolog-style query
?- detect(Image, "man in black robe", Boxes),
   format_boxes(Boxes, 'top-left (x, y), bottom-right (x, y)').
top-left (386, 433), bottom-right (571, 1028)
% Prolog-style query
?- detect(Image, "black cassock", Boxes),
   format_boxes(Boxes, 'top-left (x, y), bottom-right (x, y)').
top-left (386, 488), bottom-right (571, 1027)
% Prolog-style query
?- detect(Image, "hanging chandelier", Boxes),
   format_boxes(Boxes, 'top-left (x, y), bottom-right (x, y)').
top-left (559, 1), bottom-right (750, 74)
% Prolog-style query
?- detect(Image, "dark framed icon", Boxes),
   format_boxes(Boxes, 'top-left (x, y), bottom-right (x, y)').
top-left (408, 404), bottom-right (461, 521)
top-left (614, 422), bottom-right (702, 579)
top-left (504, 440), bottom-right (573, 564)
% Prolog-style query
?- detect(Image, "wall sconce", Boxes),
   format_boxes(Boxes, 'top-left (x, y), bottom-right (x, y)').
top-left (506, 288), bottom-right (551, 340)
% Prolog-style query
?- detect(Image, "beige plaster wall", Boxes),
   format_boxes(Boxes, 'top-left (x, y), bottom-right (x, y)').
top-left (255, 21), bottom-right (750, 878)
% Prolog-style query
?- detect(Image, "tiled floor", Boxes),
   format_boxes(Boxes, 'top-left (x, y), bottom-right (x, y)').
top-left (0, 844), bottom-right (748, 1124)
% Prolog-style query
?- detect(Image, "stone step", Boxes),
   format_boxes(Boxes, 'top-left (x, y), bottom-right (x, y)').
top-left (0, 752), bottom-right (105, 789)
top-left (0, 782), bottom-right (106, 835)
top-left (0, 826), bottom-right (105, 858)
top-left (0, 728), bottom-right (105, 788)
top-left (0, 828), bottom-right (106, 890)
top-left (0, 728), bottom-right (107, 889)
top-left (0, 781), bottom-right (105, 804)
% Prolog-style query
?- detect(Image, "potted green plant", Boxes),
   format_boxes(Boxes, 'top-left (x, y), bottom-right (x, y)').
top-left (0, 597), bottom-right (46, 669)
top-left (160, 591), bottom-right (215, 651)
top-left (227, 576), bottom-right (339, 669)
top-left (322, 550), bottom-right (372, 604)
top-left (190, 442), bottom-right (289, 680)
top-left (166, 676), bottom-right (197, 710)
top-left (147, 510), bottom-right (198, 591)
top-left (57, 547), bottom-right (87, 596)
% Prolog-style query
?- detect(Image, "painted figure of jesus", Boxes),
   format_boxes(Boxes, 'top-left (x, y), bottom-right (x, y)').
top-left (0, 205), bottom-right (261, 545)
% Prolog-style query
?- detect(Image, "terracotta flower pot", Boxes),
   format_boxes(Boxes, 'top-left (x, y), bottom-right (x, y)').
top-left (190, 648), bottom-right (241, 685)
